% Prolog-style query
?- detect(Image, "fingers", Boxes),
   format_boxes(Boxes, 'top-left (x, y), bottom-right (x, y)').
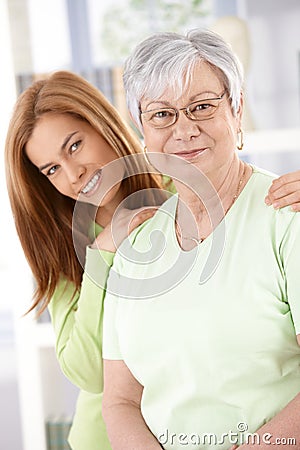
top-left (128, 207), bottom-right (157, 234)
top-left (269, 171), bottom-right (300, 193)
top-left (266, 178), bottom-right (300, 210)
top-left (268, 170), bottom-right (300, 193)
top-left (291, 202), bottom-right (300, 212)
top-left (110, 207), bottom-right (158, 248)
top-left (268, 179), bottom-right (300, 197)
top-left (265, 190), bottom-right (300, 210)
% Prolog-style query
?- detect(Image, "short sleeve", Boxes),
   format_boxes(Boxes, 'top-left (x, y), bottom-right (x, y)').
top-left (280, 212), bottom-right (300, 335)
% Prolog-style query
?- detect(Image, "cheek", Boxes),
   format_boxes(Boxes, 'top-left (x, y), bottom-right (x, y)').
top-left (143, 128), bottom-right (165, 152)
top-left (49, 177), bottom-right (71, 198)
top-left (216, 116), bottom-right (237, 142)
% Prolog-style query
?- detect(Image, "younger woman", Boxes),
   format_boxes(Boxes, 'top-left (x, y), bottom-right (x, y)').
top-left (5, 70), bottom-right (167, 450)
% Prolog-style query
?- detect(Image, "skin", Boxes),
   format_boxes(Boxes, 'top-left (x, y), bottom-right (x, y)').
top-left (26, 112), bottom-right (156, 251)
top-left (141, 61), bottom-right (253, 242)
top-left (266, 171), bottom-right (300, 211)
top-left (24, 103), bottom-right (300, 253)
top-left (26, 113), bottom-right (124, 223)
top-left (103, 61), bottom-right (300, 449)
top-left (141, 61), bottom-right (238, 177)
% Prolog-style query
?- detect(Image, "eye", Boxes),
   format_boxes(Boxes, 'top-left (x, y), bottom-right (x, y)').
top-left (70, 140), bottom-right (81, 153)
top-left (189, 99), bottom-right (219, 120)
top-left (153, 110), bottom-right (173, 119)
top-left (192, 102), bottom-right (211, 112)
top-left (46, 165), bottom-right (59, 176)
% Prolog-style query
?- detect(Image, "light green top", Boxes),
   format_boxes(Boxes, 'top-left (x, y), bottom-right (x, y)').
top-left (48, 245), bottom-right (114, 450)
top-left (103, 166), bottom-right (300, 450)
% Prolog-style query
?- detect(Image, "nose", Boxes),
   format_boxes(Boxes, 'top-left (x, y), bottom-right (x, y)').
top-left (64, 160), bottom-right (86, 185)
top-left (172, 111), bottom-right (201, 141)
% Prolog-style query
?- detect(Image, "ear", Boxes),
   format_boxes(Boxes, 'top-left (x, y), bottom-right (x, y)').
top-left (236, 90), bottom-right (244, 128)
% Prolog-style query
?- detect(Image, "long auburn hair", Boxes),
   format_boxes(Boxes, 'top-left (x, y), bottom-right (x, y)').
top-left (5, 70), bottom-right (166, 314)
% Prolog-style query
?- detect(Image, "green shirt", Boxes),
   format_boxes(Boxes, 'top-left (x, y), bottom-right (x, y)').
top-left (48, 246), bottom-right (114, 450)
top-left (103, 167), bottom-right (300, 449)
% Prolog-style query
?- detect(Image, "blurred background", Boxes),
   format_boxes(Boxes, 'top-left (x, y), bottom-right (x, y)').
top-left (0, 0), bottom-right (300, 449)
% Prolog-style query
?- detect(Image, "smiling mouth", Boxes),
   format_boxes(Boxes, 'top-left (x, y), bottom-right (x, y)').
top-left (174, 148), bottom-right (207, 159)
top-left (81, 170), bottom-right (102, 194)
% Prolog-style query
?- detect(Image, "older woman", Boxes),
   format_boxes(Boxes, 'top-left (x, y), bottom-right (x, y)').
top-left (102, 29), bottom-right (300, 449)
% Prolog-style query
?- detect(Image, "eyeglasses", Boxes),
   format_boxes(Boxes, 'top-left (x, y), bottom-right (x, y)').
top-left (140, 91), bottom-right (226, 129)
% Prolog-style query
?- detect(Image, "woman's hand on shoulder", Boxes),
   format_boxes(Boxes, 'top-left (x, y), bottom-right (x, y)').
top-left (91, 207), bottom-right (158, 253)
top-left (265, 170), bottom-right (300, 211)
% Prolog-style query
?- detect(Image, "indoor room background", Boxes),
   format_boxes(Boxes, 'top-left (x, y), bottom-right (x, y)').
top-left (0, 0), bottom-right (300, 449)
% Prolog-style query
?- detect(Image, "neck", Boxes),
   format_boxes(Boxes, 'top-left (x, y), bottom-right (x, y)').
top-left (95, 189), bottom-right (125, 228)
top-left (175, 155), bottom-right (242, 217)
top-left (175, 156), bottom-right (249, 247)
top-left (212, 155), bottom-right (244, 212)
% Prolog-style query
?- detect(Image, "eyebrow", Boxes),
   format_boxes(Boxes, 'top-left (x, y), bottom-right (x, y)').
top-left (38, 131), bottom-right (79, 172)
top-left (144, 91), bottom-right (220, 110)
top-left (190, 91), bottom-right (220, 101)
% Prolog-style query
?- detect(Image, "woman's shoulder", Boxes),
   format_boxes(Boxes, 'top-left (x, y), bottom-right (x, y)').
top-left (249, 164), bottom-right (278, 184)
top-left (249, 165), bottom-right (296, 216)
top-left (129, 193), bottom-right (178, 243)
top-left (113, 194), bottom-right (178, 271)
top-left (250, 166), bottom-right (300, 239)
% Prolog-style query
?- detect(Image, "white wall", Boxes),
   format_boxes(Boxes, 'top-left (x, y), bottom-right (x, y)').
top-left (239, 0), bottom-right (300, 129)
top-left (0, 2), bottom-right (25, 448)
top-left (28, 0), bottom-right (71, 72)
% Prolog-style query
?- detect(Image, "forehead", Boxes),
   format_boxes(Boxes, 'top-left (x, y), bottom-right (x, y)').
top-left (26, 113), bottom-right (83, 164)
top-left (185, 60), bottom-right (224, 91)
top-left (32, 113), bottom-right (83, 137)
top-left (142, 60), bottom-right (224, 105)
top-left (28, 113), bottom-right (87, 147)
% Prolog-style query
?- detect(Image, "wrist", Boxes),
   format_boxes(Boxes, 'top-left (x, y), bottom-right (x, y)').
top-left (91, 236), bottom-right (116, 252)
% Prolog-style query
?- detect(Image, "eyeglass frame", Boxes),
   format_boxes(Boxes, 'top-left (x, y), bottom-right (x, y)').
top-left (140, 90), bottom-right (227, 129)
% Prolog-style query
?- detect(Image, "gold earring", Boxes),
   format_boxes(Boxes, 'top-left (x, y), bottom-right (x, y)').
top-left (237, 128), bottom-right (244, 151)
top-left (143, 146), bottom-right (151, 165)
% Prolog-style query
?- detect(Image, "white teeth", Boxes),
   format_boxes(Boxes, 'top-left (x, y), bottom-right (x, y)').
top-left (81, 171), bottom-right (101, 194)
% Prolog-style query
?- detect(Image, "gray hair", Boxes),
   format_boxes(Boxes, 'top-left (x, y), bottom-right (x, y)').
top-left (123, 28), bottom-right (244, 130)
